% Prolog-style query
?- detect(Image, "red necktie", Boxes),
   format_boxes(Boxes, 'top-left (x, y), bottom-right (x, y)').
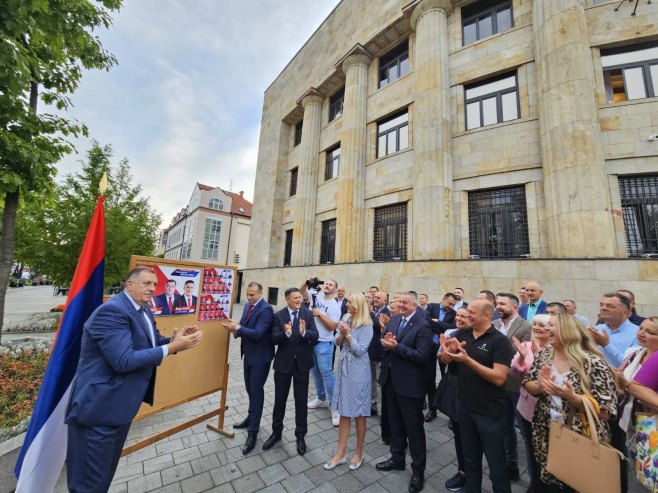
top-left (187, 296), bottom-right (191, 306)
top-left (168, 297), bottom-right (173, 313)
top-left (246, 304), bottom-right (254, 318)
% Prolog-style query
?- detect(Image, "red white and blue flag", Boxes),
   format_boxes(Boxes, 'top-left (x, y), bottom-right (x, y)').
top-left (14, 195), bottom-right (105, 492)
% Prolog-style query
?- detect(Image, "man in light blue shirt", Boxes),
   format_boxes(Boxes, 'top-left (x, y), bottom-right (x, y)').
top-left (589, 292), bottom-right (639, 367)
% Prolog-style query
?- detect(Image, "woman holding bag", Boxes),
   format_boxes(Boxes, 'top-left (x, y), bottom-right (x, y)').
top-left (523, 314), bottom-right (617, 493)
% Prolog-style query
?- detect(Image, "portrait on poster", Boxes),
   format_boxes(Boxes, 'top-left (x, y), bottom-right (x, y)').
top-left (198, 267), bottom-right (234, 322)
top-left (139, 264), bottom-right (201, 316)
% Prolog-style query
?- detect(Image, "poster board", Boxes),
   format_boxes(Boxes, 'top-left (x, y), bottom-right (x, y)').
top-left (122, 256), bottom-right (235, 456)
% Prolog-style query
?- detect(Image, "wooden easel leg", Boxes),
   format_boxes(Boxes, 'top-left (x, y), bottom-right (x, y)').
top-left (207, 362), bottom-right (235, 438)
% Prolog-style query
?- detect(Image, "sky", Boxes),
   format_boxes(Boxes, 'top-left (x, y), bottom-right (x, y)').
top-left (58, 0), bottom-right (340, 224)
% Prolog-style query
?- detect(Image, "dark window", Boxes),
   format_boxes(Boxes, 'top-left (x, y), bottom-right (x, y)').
top-left (602, 44), bottom-right (658, 104)
top-left (294, 121), bottom-right (303, 146)
top-left (325, 145), bottom-right (340, 180)
top-left (465, 73), bottom-right (519, 130)
top-left (377, 110), bottom-right (409, 157)
top-left (468, 186), bottom-right (529, 258)
top-left (373, 203), bottom-right (407, 261)
top-left (320, 219), bottom-right (336, 264)
top-left (289, 167), bottom-right (298, 197)
top-left (379, 40), bottom-right (409, 88)
top-left (328, 88), bottom-right (344, 122)
top-left (619, 175), bottom-right (658, 257)
top-left (283, 230), bottom-right (293, 266)
top-left (462, 0), bottom-right (513, 46)
top-left (267, 287), bottom-right (279, 306)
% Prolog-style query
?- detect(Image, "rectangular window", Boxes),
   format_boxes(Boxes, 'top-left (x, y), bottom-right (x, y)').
top-left (267, 287), bottom-right (279, 306)
top-left (180, 217), bottom-right (196, 260)
top-left (462, 0), bottom-right (513, 45)
top-left (319, 219), bottom-right (336, 264)
top-left (289, 167), bottom-right (298, 197)
top-left (379, 40), bottom-right (409, 88)
top-left (465, 73), bottom-right (519, 130)
top-left (201, 218), bottom-right (222, 259)
top-left (468, 186), bottom-right (529, 258)
top-left (283, 230), bottom-right (293, 266)
top-left (325, 145), bottom-right (340, 180)
top-left (619, 175), bottom-right (658, 257)
top-left (373, 203), bottom-right (407, 261)
top-left (377, 110), bottom-right (409, 157)
top-left (294, 121), bottom-right (303, 146)
top-left (328, 88), bottom-right (344, 122)
top-left (602, 44), bottom-right (658, 103)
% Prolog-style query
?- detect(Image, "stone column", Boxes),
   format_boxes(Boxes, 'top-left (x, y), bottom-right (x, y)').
top-left (292, 89), bottom-right (323, 265)
top-left (534, 0), bottom-right (616, 257)
top-left (409, 0), bottom-right (454, 259)
top-left (335, 45), bottom-right (372, 263)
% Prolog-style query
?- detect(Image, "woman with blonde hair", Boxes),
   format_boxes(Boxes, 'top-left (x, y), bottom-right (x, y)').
top-left (324, 292), bottom-right (373, 470)
top-left (523, 314), bottom-right (617, 492)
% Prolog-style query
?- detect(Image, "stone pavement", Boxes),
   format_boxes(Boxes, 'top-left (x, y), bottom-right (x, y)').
top-left (2, 284), bottom-right (64, 327)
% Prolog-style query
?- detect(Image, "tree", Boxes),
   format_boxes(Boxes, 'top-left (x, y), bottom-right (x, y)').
top-left (0, 0), bottom-right (122, 338)
top-left (15, 142), bottom-right (161, 288)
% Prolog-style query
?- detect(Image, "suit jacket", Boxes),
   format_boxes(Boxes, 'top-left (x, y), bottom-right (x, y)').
top-left (271, 306), bottom-right (319, 373)
top-left (378, 311), bottom-right (433, 399)
top-left (65, 291), bottom-right (170, 427)
top-left (337, 297), bottom-right (348, 318)
top-left (236, 298), bottom-right (274, 366)
top-left (493, 316), bottom-right (532, 392)
top-left (173, 294), bottom-right (197, 313)
top-left (367, 311), bottom-right (384, 362)
top-left (154, 292), bottom-right (180, 315)
top-left (425, 303), bottom-right (456, 335)
top-left (519, 300), bottom-right (548, 320)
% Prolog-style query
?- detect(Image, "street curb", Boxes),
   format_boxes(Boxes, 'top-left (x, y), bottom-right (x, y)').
top-left (0, 432), bottom-right (24, 493)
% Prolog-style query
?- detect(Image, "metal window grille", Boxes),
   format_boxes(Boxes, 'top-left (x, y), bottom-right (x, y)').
top-left (619, 175), bottom-right (658, 257)
top-left (268, 287), bottom-right (279, 306)
top-left (320, 219), bottom-right (336, 264)
top-left (379, 40), bottom-right (409, 88)
top-left (294, 121), bottom-right (303, 146)
top-left (462, 0), bottom-right (513, 46)
top-left (373, 203), bottom-right (407, 261)
top-left (325, 146), bottom-right (340, 180)
top-left (289, 168), bottom-right (298, 197)
top-left (283, 229), bottom-right (293, 266)
top-left (328, 88), bottom-right (344, 122)
top-left (468, 186), bottom-right (529, 258)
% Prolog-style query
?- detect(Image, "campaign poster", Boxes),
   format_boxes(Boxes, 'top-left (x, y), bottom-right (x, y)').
top-left (198, 267), bottom-right (234, 322)
top-left (139, 264), bottom-right (201, 316)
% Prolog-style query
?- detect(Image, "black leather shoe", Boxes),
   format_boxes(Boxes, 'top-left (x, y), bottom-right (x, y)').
top-left (262, 433), bottom-right (281, 450)
top-left (296, 437), bottom-right (307, 456)
top-left (233, 416), bottom-right (250, 429)
top-left (370, 406), bottom-right (378, 416)
top-left (382, 435), bottom-right (391, 446)
top-left (507, 465), bottom-right (520, 481)
top-left (423, 410), bottom-right (436, 423)
top-left (242, 432), bottom-right (257, 455)
top-left (409, 471), bottom-right (424, 493)
top-left (376, 458), bottom-right (405, 471)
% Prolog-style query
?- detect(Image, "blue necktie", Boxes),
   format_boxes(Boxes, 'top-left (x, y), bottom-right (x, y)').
top-left (398, 318), bottom-right (407, 337)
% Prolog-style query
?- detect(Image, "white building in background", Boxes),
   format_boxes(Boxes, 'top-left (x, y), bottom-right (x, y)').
top-left (163, 183), bottom-right (252, 268)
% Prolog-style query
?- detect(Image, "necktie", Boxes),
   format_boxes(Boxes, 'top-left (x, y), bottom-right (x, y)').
top-left (168, 296), bottom-right (173, 313)
top-left (292, 311), bottom-right (298, 334)
top-left (246, 304), bottom-right (255, 319)
top-left (398, 318), bottom-right (408, 336)
top-left (187, 296), bottom-right (191, 306)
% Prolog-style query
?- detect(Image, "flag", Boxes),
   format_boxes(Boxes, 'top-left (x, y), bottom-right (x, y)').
top-left (14, 195), bottom-right (105, 492)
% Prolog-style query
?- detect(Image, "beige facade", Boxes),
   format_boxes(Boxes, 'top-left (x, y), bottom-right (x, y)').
top-left (246, 0), bottom-right (658, 312)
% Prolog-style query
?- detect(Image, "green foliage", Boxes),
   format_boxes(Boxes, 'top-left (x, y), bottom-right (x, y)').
top-left (15, 142), bottom-right (162, 287)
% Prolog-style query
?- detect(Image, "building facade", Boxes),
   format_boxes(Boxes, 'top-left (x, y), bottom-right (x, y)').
top-left (163, 184), bottom-right (252, 268)
top-left (245, 0), bottom-right (658, 318)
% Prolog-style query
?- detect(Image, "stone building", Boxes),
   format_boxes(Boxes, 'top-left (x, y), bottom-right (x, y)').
top-left (245, 0), bottom-right (658, 319)
top-left (163, 183), bottom-right (252, 268)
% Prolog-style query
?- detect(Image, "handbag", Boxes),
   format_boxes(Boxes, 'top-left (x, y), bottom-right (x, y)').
top-left (546, 395), bottom-right (624, 493)
top-left (635, 412), bottom-right (658, 493)
top-left (433, 371), bottom-right (459, 421)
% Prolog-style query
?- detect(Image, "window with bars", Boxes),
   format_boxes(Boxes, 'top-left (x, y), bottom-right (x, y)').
top-left (294, 121), bottom-right (303, 146)
top-left (462, 0), bottom-right (513, 46)
top-left (465, 73), bottom-right (519, 130)
top-left (325, 145), bottom-right (340, 180)
top-left (619, 175), bottom-right (658, 257)
top-left (201, 218), bottom-right (221, 259)
top-left (320, 219), bottom-right (336, 264)
top-left (468, 186), bottom-right (529, 258)
top-left (289, 167), bottom-right (298, 197)
top-left (377, 110), bottom-right (409, 157)
top-left (379, 40), bottom-right (409, 88)
top-left (373, 203), bottom-right (407, 261)
top-left (602, 43), bottom-right (658, 104)
top-left (328, 88), bottom-right (344, 122)
top-left (283, 229), bottom-right (293, 266)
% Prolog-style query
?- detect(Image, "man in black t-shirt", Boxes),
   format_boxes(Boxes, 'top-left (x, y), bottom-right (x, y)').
top-left (439, 299), bottom-right (515, 493)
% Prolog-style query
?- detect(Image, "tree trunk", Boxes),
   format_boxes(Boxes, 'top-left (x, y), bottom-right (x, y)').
top-left (0, 190), bottom-right (20, 343)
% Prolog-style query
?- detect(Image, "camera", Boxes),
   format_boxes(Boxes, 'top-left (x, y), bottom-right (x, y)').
top-left (305, 277), bottom-right (324, 308)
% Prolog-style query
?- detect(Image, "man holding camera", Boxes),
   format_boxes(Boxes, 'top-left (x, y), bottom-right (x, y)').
top-left (300, 278), bottom-right (342, 426)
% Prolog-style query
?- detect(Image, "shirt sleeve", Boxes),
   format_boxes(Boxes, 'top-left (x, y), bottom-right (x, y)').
top-left (493, 335), bottom-right (515, 367)
top-left (634, 351), bottom-right (658, 391)
top-left (161, 345), bottom-right (169, 358)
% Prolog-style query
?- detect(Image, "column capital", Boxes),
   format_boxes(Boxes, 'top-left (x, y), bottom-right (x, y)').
top-left (335, 44), bottom-right (372, 73)
top-left (297, 88), bottom-right (323, 109)
top-left (408, 0), bottom-right (453, 31)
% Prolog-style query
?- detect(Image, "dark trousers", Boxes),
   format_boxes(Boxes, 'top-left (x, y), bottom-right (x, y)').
top-left (384, 378), bottom-right (426, 473)
top-left (503, 391), bottom-right (520, 468)
top-left (425, 344), bottom-right (439, 412)
top-left (381, 382), bottom-right (390, 439)
top-left (450, 418), bottom-right (466, 473)
top-left (610, 412), bottom-right (629, 493)
top-left (244, 361), bottom-right (270, 433)
top-left (459, 406), bottom-right (511, 493)
top-left (67, 422), bottom-right (131, 493)
top-left (272, 362), bottom-right (309, 438)
top-left (521, 417), bottom-right (541, 490)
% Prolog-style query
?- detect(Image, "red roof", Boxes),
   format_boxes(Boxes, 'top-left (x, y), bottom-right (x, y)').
top-left (227, 191), bottom-right (252, 217)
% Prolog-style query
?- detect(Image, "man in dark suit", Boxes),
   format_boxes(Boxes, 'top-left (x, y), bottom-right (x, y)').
top-left (65, 267), bottom-right (203, 492)
top-left (223, 282), bottom-right (274, 454)
top-left (173, 280), bottom-right (198, 314)
top-left (154, 279), bottom-right (181, 315)
top-left (376, 292), bottom-right (433, 493)
top-left (336, 285), bottom-right (348, 318)
top-left (518, 281), bottom-right (548, 320)
top-left (262, 287), bottom-right (318, 456)
top-left (373, 291), bottom-right (391, 439)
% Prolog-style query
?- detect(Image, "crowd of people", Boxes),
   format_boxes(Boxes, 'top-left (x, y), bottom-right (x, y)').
top-left (227, 279), bottom-right (658, 493)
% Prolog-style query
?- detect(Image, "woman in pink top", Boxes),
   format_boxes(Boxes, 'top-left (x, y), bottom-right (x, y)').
top-left (631, 344), bottom-right (658, 409)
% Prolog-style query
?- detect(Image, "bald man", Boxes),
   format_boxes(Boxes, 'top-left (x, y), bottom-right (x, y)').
top-left (518, 281), bottom-right (548, 321)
